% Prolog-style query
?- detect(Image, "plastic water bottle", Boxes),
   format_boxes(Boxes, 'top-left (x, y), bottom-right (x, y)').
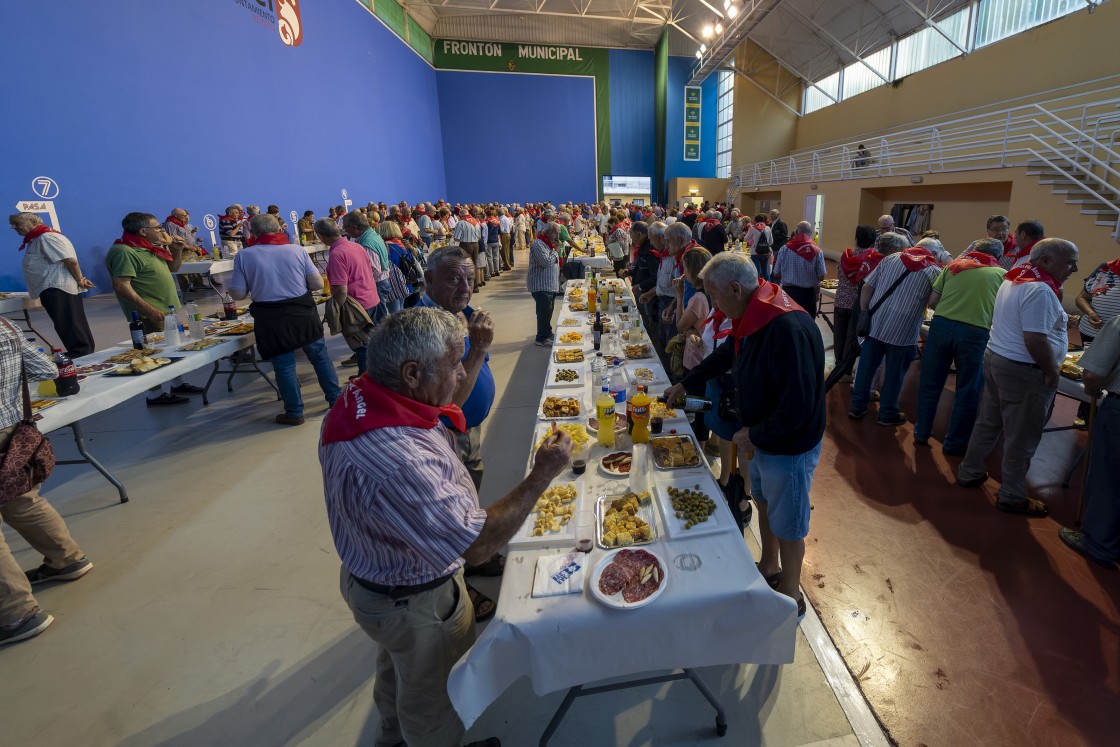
top-left (185, 302), bottom-right (204, 340)
top-left (164, 306), bottom-right (182, 347)
top-left (608, 362), bottom-right (628, 407)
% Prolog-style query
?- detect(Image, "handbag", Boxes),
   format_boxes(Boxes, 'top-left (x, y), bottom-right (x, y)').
top-left (856, 270), bottom-right (910, 338)
top-left (0, 346), bottom-right (55, 505)
top-left (607, 241), bottom-right (626, 260)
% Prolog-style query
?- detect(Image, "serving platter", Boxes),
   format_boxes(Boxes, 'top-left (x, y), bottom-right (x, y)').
top-left (589, 547), bottom-right (668, 609)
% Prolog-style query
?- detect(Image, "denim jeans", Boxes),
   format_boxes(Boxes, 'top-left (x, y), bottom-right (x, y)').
top-left (833, 307), bottom-right (854, 375)
top-left (1082, 397), bottom-right (1120, 562)
top-left (487, 243), bottom-right (501, 275)
top-left (914, 316), bottom-right (989, 450)
top-left (851, 336), bottom-right (917, 420)
top-left (532, 291), bottom-right (554, 341)
top-left (751, 254), bottom-right (771, 282)
top-left (749, 441), bottom-right (822, 541)
top-left (270, 337), bottom-right (342, 418)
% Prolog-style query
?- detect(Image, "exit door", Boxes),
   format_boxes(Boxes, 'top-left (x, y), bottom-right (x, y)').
top-left (803, 194), bottom-right (824, 244)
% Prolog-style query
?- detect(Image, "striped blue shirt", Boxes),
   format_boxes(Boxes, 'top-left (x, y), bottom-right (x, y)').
top-left (773, 246), bottom-right (827, 289)
top-left (864, 253), bottom-right (941, 347)
top-left (319, 423), bottom-right (486, 586)
top-left (527, 238), bottom-right (559, 293)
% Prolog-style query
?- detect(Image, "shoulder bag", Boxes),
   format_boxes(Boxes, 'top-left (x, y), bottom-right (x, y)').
top-left (855, 269), bottom-right (910, 338)
top-left (0, 338), bottom-right (55, 505)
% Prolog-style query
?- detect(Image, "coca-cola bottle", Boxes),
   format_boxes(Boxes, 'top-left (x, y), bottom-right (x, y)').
top-left (52, 348), bottom-right (80, 396)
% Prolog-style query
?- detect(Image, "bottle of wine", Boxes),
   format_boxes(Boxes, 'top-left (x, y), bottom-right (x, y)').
top-left (592, 312), bottom-right (603, 351)
top-left (129, 311), bottom-right (145, 349)
top-left (659, 394), bottom-right (713, 413)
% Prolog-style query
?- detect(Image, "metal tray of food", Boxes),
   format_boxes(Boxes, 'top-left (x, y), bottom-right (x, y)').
top-left (595, 492), bottom-right (658, 549)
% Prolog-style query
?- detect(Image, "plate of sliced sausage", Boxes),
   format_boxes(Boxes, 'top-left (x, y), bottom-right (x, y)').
top-left (589, 548), bottom-right (667, 609)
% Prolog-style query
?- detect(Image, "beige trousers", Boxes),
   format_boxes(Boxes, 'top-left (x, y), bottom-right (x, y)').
top-left (341, 567), bottom-right (476, 747)
top-left (0, 426), bottom-right (84, 625)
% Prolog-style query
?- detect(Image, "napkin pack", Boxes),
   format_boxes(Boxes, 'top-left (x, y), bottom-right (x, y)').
top-left (531, 551), bottom-right (586, 598)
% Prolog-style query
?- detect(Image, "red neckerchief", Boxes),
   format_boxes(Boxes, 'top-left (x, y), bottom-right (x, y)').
top-left (535, 233), bottom-right (557, 250)
top-left (620, 219), bottom-right (631, 232)
top-left (164, 216), bottom-right (186, 228)
top-left (1005, 262), bottom-right (1062, 298)
top-left (899, 247), bottom-right (940, 272)
top-left (784, 233), bottom-right (821, 262)
top-left (116, 232), bottom-right (173, 262)
top-left (698, 217), bottom-right (720, 228)
top-left (1004, 238), bottom-right (1039, 261)
top-left (704, 309), bottom-right (731, 340)
top-left (244, 236), bottom-right (257, 247)
top-left (681, 208), bottom-right (696, 219)
top-left (948, 251), bottom-right (1001, 275)
top-left (463, 216), bottom-right (480, 226)
top-left (253, 232), bottom-right (289, 246)
top-left (730, 281), bottom-right (803, 353)
top-left (839, 248), bottom-right (870, 283)
top-left (414, 206), bottom-right (426, 215)
top-left (674, 241), bottom-right (700, 275)
top-left (386, 238), bottom-right (406, 250)
top-left (17, 224), bottom-right (58, 251)
top-left (486, 216), bottom-right (500, 227)
top-left (1104, 258), bottom-right (1120, 277)
top-left (320, 374), bottom-right (465, 446)
top-left (1002, 236), bottom-right (1016, 257)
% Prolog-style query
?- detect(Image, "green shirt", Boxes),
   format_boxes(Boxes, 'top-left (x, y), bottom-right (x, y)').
top-left (356, 228), bottom-right (390, 273)
top-left (105, 242), bottom-right (180, 320)
top-left (931, 265), bottom-right (1006, 329)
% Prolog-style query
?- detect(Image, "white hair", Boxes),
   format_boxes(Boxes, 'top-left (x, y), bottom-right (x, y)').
top-left (665, 222), bottom-right (692, 244)
top-left (367, 307), bottom-right (466, 388)
top-left (249, 213), bottom-right (280, 236)
top-left (648, 221), bottom-right (667, 238)
top-left (699, 251), bottom-right (759, 293)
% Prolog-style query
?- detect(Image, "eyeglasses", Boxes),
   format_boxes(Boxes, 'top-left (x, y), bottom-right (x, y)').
top-left (144, 224), bottom-right (161, 231)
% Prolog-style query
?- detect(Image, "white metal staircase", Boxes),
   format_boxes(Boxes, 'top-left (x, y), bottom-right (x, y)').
top-left (727, 79), bottom-right (1120, 238)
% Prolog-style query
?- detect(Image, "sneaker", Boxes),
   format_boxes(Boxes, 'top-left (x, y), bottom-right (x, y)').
top-left (146, 392), bottom-right (188, 407)
top-left (275, 413), bottom-right (305, 426)
top-left (1058, 527), bottom-right (1117, 569)
top-left (0, 609), bottom-right (53, 647)
top-left (878, 413), bottom-right (908, 427)
top-left (847, 409), bottom-right (868, 420)
top-left (956, 471), bottom-right (989, 488)
top-left (26, 557), bottom-right (93, 585)
top-left (170, 383), bottom-right (205, 395)
top-left (340, 354), bottom-right (359, 367)
top-left (869, 390), bottom-right (881, 402)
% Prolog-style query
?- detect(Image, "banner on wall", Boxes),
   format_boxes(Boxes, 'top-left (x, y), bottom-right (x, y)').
top-left (684, 86), bottom-right (701, 162)
top-left (434, 39), bottom-right (612, 198)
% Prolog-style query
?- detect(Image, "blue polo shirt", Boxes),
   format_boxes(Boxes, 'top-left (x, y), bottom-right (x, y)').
top-left (418, 295), bottom-right (495, 429)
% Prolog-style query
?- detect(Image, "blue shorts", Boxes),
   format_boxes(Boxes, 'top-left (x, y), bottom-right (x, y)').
top-left (749, 441), bottom-right (822, 541)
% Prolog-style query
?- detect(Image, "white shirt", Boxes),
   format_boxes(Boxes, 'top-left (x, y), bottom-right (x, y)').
top-left (987, 280), bottom-right (1068, 367)
top-left (665, 216), bottom-right (677, 225)
top-left (22, 231), bottom-right (80, 298)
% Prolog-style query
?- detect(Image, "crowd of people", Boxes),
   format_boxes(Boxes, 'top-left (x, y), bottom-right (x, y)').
top-left (3, 194), bottom-right (1118, 747)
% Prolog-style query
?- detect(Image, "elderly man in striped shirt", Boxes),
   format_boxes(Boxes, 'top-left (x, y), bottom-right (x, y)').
top-left (528, 222), bottom-right (562, 346)
top-left (320, 307), bottom-right (572, 747)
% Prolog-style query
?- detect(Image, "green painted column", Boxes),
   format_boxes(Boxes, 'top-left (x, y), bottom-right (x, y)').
top-left (654, 28), bottom-right (668, 205)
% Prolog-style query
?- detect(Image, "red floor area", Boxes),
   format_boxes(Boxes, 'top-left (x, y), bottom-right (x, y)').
top-left (807, 362), bottom-right (1120, 746)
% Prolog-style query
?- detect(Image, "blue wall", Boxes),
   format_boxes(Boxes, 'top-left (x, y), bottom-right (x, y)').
top-left (0, 0), bottom-right (446, 294)
top-left (437, 72), bottom-right (598, 204)
top-left (665, 56), bottom-right (718, 181)
top-left (608, 50), bottom-right (656, 180)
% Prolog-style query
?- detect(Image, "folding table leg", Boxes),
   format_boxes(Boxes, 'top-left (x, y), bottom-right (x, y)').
top-left (66, 421), bottom-right (129, 503)
top-left (684, 668), bottom-right (728, 736)
top-left (202, 360), bottom-right (221, 405)
top-left (538, 686), bottom-right (582, 747)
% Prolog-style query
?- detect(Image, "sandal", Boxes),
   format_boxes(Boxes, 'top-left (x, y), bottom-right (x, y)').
top-left (467, 583), bottom-right (496, 622)
top-left (996, 497), bottom-right (1048, 517)
top-left (465, 553), bottom-right (506, 577)
top-left (756, 563), bottom-right (782, 590)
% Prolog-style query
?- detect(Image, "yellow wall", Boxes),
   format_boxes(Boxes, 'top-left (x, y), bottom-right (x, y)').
top-left (667, 177), bottom-right (730, 207)
top-left (606, 193), bottom-right (651, 205)
top-left (731, 40), bottom-right (800, 167)
top-left (740, 168), bottom-right (1115, 301)
top-left (794, 2), bottom-right (1119, 150)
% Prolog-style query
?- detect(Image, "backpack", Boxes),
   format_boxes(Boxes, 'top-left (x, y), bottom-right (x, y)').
top-left (754, 229), bottom-right (771, 255)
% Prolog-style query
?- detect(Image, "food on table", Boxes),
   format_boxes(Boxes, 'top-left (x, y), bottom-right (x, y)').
top-left (587, 315), bottom-right (613, 331)
top-left (554, 348), bottom-right (584, 363)
top-left (651, 435), bottom-right (701, 468)
top-left (0, 292), bottom-right (12, 299)
top-left (649, 400), bottom-right (678, 420)
top-left (559, 331), bottom-right (583, 344)
top-left (601, 494), bottom-right (653, 547)
top-left (568, 302), bottom-right (587, 311)
top-left (113, 356), bottom-right (172, 375)
top-left (559, 317), bottom-right (581, 326)
top-left (632, 367), bottom-right (655, 383)
top-left (624, 344), bottom-right (652, 359)
top-left (553, 368), bottom-right (580, 383)
top-left (669, 483), bottom-right (717, 529)
top-left (536, 422), bottom-right (589, 449)
top-left (211, 322), bottom-right (255, 335)
top-left (588, 412), bottom-right (627, 433)
top-left (206, 308), bottom-right (248, 319)
top-left (1060, 352), bottom-right (1084, 380)
top-left (531, 483), bottom-right (578, 536)
top-left (145, 333), bottom-right (165, 342)
top-left (179, 338), bottom-right (225, 351)
top-left (600, 451), bottom-right (632, 475)
top-left (76, 362), bottom-right (114, 375)
top-left (819, 279), bottom-right (839, 289)
top-left (566, 289), bottom-right (585, 302)
top-left (597, 549), bottom-right (663, 603)
top-left (542, 396), bottom-right (581, 418)
top-left (29, 399), bottom-right (58, 413)
top-left (105, 348), bottom-right (162, 364)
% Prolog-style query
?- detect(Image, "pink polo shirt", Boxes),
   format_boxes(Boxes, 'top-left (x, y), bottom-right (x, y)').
top-left (327, 238), bottom-right (380, 311)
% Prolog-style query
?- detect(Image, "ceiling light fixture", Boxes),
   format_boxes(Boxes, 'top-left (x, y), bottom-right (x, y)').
top-left (696, 50), bottom-right (702, 59)
top-left (727, 5), bottom-right (738, 18)
top-left (723, 0), bottom-right (731, 8)
top-left (715, 23), bottom-right (723, 34)
top-left (700, 43), bottom-right (707, 53)
top-left (702, 25), bottom-right (713, 38)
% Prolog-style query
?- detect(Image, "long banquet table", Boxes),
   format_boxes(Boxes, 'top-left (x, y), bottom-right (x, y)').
top-left (447, 277), bottom-right (796, 743)
top-left (0, 291), bottom-right (51, 346)
top-left (34, 320), bottom-right (277, 503)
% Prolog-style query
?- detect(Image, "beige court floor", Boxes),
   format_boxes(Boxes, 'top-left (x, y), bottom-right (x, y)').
top-left (0, 254), bottom-right (864, 747)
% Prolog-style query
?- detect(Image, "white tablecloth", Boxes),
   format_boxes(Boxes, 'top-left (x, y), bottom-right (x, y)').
top-left (447, 280), bottom-right (797, 729)
top-left (175, 244), bottom-right (326, 276)
top-left (36, 331), bottom-right (258, 434)
top-left (0, 292), bottom-right (38, 314)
